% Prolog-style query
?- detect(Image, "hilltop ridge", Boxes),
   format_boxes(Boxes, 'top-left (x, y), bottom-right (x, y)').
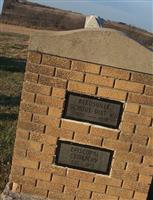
top-left (0, 0), bottom-right (152, 49)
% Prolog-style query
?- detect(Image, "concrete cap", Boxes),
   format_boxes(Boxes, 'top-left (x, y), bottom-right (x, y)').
top-left (29, 28), bottom-right (153, 75)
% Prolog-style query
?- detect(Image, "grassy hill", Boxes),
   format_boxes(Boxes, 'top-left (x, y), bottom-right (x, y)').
top-left (104, 21), bottom-right (153, 51)
top-left (0, 0), bottom-right (85, 31)
top-left (0, 0), bottom-right (152, 50)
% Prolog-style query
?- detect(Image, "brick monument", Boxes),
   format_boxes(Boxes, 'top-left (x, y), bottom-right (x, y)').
top-left (9, 29), bottom-right (153, 200)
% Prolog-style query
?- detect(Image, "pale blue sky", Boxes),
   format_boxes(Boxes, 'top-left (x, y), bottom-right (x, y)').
top-left (0, 0), bottom-right (152, 32)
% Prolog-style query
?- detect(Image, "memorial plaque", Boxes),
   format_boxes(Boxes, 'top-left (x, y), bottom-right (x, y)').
top-left (55, 140), bottom-right (113, 174)
top-left (63, 92), bottom-right (123, 128)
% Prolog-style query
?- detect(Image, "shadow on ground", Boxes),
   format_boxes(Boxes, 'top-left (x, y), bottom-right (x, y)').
top-left (0, 95), bottom-right (20, 107)
top-left (0, 56), bottom-right (26, 72)
top-left (147, 177), bottom-right (153, 200)
top-left (0, 113), bottom-right (18, 121)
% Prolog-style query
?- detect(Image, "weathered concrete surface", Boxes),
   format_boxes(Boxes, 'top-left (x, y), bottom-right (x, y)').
top-left (1, 183), bottom-right (46, 200)
top-left (29, 29), bottom-right (153, 75)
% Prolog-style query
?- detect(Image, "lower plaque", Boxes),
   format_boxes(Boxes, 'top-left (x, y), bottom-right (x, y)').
top-left (55, 140), bottom-right (113, 175)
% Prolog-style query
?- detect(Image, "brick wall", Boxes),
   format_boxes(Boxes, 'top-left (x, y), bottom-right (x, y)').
top-left (10, 51), bottom-right (153, 200)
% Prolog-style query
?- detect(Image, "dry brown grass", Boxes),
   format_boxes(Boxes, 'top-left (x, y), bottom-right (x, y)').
top-left (0, 31), bottom-right (29, 193)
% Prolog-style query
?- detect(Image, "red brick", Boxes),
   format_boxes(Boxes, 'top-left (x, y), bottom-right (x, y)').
top-left (101, 66), bottom-right (130, 80)
top-left (132, 144), bottom-right (153, 157)
top-left (52, 174), bottom-right (79, 188)
top-left (138, 174), bottom-right (152, 184)
top-left (46, 126), bottom-right (74, 139)
top-left (123, 180), bottom-right (150, 193)
top-left (115, 151), bottom-right (142, 163)
top-left (76, 190), bottom-right (91, 199)
top-left (39, 75), bottom-right (67, 88)
top-left (131, 72), bottom-right (153, 86)
top-left (127, 163), bottom-right (153, 176)
top-left (140, 106), bottom-right (153, 117)
top-left (56, 68), bottom-right (84, 81)
top-left (68, 80), bottom-right (96, 95)
top-left (134, 192), bottom-right (148, 200)
top-left (119, 122), bottom-right (135, 134)
top-left (148, 138), bottom-right (153, 148)
top-left (98, 87), bottom-right (127, 101)
top-left (79, 181), bottom-right (106, 193)
top-left (20, 102), bottom-right (48, 115)
top-left (143, 156), bottom-right (153, 166)
top-left (18, 121), bottom-right (45, 133)
top-left (24, 72), bottom-right (38, 83)
top-left (11, 175), bottom-right (36, 187)
top-left (26, 150), bottom-right (54, 162)
top-left (22, 184), bottom-right (47, 198)
top-left (26, 62), bottom-right (55, 76)
top-left (115, 80), bottom-right (144, 93)
top-left (85, 74), bottom-right (114, 87)
top-left (103, 139), bottom-right (130, 151)
top-left (95, 175), bottom-right (122, 187)
top-left (107, 186), bottom-right (134, 198)
top-left (13, 148), bottom-right (27, 160)
top-left (136, 126), bottom-right (153, 137)
top-left (128, 93), bottom-right (153, 106)
top-left (119, 133), bottom-right (148, 145)
top-left (42, 54), bottom-right (71, 69)
top-left (112, 159), bottom-right (127, 170)
top-left (37, 180), bottom-right (63, 192)
top-left (25, 168), bottom-right (50, 181)
top-left (145, 85), bottom-right (153, 96)
top-left (74, 133), bottom-right (102, 146)
top-left (52, 87), bottom-right (66, 98)
top-left (41, 145), bottom-right (56, 157)
top-left (30, 131), bottom-right (57, 145)
top-left (45, 119), bottom-right (60, 129)
top-left (64, 187), bottom-right (91, 199)
top-left (61, 119), bottom-right (90, 133)
top-left (28, 51), bottom-right (42, 64)
top-left (90, 126), bottom-right (119, 140)
top-left (12, 158), bottom-right (38, 169)
top-left (14, 138), bottom-right (42, 151)
top-left (39, 162), bottom-right (66, 176)
top-left (122, 112), bottom-right (151, 126)
top-left (48, 191), bottom-right (74, 200)
top-left (21, 90), bottom-right (35, 102)
top-left (92, 192), bottom-right (118, 200)
top-left (67, 169), bottom-right (94, 182)
top-left (10, 165), bottom-right (24, 177)
top-left (18, 111), bottom-right (32, 122)
top-left (23, 82), bottom-right (51, 96)
top-left (48, 107), bottom-right (62, 118)
top-left (16, 129), bottom-right (30, 140)
top-left (124, 103), bottom-right (140, 114)
top-left (32, 114), bottom-right (55, 126)
top-left (36, 94), bottom-right (64, 108)
top-left (71, 60), bottom-right (101, 74)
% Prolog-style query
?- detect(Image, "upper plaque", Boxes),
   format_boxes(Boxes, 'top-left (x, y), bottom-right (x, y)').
top-left (55, 140), bottom-right (113, 174)
top-left (63, 92), bottom-right (123, 128)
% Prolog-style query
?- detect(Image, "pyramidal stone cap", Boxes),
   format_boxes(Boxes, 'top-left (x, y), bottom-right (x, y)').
top-left (29, 28), bottom-right (153, 75)
top-left (84, 15), bottom-right (105, 29)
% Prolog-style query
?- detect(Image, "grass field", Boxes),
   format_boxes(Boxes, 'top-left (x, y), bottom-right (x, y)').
top-left (0, 32), bottom-right (29, 193)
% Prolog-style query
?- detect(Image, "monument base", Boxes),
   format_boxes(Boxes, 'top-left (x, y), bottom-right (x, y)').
top-left (1, 183), bottom-right (44, 200)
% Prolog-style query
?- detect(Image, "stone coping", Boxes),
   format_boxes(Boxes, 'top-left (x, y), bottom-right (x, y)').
top-left (29, 28), bottom-right (153, 75)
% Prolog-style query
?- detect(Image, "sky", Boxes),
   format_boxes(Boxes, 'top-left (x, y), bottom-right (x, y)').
top-left (0, 0), bottom-right (152, 32)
